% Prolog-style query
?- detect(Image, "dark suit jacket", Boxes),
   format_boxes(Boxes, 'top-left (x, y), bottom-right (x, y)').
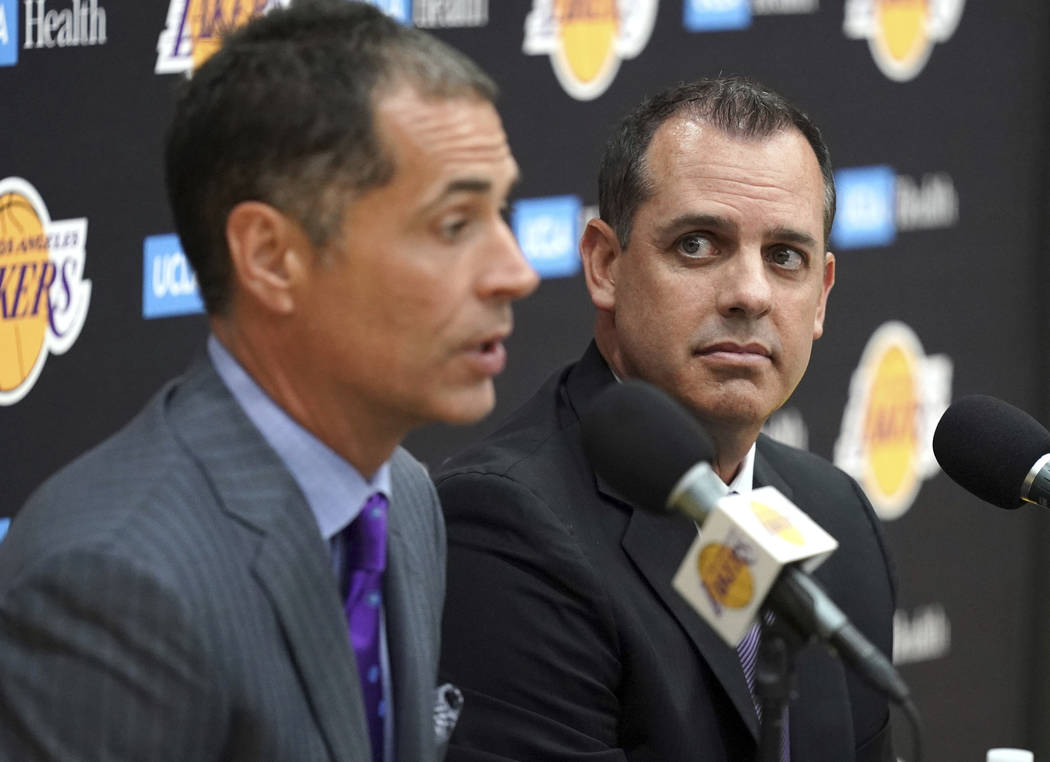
top-left (0, 359), bottom-right (447, 761)
top-left (436, 343), bottom-right (896, 761)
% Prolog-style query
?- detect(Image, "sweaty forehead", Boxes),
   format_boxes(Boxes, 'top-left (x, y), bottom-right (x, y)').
top-left (641, 117), bottom-right (824, 226)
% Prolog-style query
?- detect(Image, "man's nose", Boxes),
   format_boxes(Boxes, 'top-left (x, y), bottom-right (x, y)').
top-left (480, 220), bottom-right (540, 301)
top-left (715, 250), bottom-right (773, 318)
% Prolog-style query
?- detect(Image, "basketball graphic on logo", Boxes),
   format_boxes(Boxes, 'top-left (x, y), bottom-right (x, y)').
top-left (0, 177), bottom-right (91, 407)
top-left (555, 0), bottom-right (619, 87)
top-left (524, 0), bottom-right (657, 101)
top-left (751, 500), bottom-right (806, 547)
top-left (698, 543), bottom-right (754, 610)
top-left (187, 0), bottom-right (267, 71)
top-left (863, 343), bottom-right (920, 502)
top-left (0, 192), bottom-right (49, 393)
top-left (874, 0), bottom-right (928, 68)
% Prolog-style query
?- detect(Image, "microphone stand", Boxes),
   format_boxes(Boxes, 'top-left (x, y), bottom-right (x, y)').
top-left (754, 612), bottom-right (804, 762)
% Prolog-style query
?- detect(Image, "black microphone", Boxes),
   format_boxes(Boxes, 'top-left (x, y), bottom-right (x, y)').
top-left (580, 379), bottom-right (911, 706)
top-left (932, 394), bottom-right (1050, 510)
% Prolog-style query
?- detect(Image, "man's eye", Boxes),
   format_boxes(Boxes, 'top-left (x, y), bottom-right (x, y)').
top-left (677, 234), bottom-right (712, 258)
top-left (769, 247), bottom-right (806, 271)
top-left (441, 218), bottom-right (469, 240)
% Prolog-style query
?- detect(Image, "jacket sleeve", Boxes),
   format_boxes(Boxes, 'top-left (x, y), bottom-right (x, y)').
top-left (0, 545), bottom-right (227, 761)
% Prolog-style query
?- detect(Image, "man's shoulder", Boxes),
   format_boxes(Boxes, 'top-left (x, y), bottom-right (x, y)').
top-left (757, 433), bottom-right (859, 495)
top-left (28, 381), bottom-right (187, 510)
top-left (435, 364), bottom-right (577, 486)
top-left (6, 365), bottom-right (245, 574)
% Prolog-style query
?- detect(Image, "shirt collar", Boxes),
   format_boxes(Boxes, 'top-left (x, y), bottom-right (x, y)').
top-left (609, 369), bottom-right (757, 494)
top-left (726, 442), bottom-right (757, 494)
top-left (207, 335), bottom-right (391, 540)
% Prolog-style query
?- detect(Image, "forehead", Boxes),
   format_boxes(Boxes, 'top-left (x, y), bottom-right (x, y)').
top-left (639, 117), bottom-right (825, 235)
top-left (373, 87), bottom-right (516, 188)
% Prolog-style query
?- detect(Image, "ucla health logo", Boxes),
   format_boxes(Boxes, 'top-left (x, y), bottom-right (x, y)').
top-left (834, 321), bottom-right (952, 520)
top-left (523, 0), bottom-right (658, 101)
top-left (683, 0), bottom-right (750, 31)
top-left (0, 0), bottom-right (16, 66)
top-left (156, 0), bottom-right (286, 75)
top-left (0, 177), bottom-right (91, 406)
top-left (143, 235), bottom-right (203, 319)
top-left (831, 166), bottom-right (897, 249)
top-left (512, 195), bottom-right (580, 279)
top-left (1, 0), bottom-right (108, 66)
top-left (361, 0), bottom-right (409, 23)
top-left (683, 0), bottom-right (816, 32)
top-left (413, 0), bottom-right (487, 27)
top-left (831, 165), bottom-right (958, 250)
top-left (844, 0), bottom-right (965, 82)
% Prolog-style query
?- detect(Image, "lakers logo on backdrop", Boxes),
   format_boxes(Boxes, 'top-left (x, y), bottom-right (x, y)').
top-left (844, 0), bottom-right (965, 81)
top-left (156, 0), bottom-right (286, 75)
top-left (523, 0), bottom-right (658, 101)
top-left (0, 177), bottom-right (91, 405)
top-left (834, 322), bottom-right (951, 519)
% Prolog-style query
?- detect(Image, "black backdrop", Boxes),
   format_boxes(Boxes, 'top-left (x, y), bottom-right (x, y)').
top-left (3, 1), bottom-right (1049, 759)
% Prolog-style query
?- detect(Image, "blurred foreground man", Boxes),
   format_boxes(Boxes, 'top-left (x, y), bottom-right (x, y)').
top-left (0, 2), bottom-right (536, 760)
top-left (437, 76), bottom-right (895, 761)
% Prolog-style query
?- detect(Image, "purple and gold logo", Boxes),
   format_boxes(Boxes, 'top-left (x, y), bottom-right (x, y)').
top-left (0, 177), bottom-right (91, 405)
top-left (156, 0), bottom-right (285, 75)
top-left (698, 537), bottom-right (755, 614)
top-left (844, 0), bottom-right (965, 82)
top-left (523, 0), bottom-right (658, 101)
top-left (834, 321), bottom-right (951, 519)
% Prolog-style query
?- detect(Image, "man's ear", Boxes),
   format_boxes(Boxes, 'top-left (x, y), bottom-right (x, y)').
top-left (813, 251), bottom-right (836, 340)
top-left (580, 218), bottom-right (622, 311)
top-left (225, 201), bottom-right (306, 315)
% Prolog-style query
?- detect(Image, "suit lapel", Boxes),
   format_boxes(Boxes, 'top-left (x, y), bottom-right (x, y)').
top-left (753, 441), bottom-right (793, 500)
top-left (606, 476), bottom-right (761, 740)
top-left (754, 440), bottom-right (855, 761)
top-left (166, 360), bottom-right (369, 760)
top-left (566, 344), bottom-right (760, 740)
top-left (384, 453), bottom-right (437, 762)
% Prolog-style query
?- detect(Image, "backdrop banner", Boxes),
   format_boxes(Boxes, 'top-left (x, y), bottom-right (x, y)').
top-left (3, 2), bottom-right (1049, 758)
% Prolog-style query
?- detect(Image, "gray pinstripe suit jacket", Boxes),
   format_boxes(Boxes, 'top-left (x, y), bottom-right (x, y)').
top-left (0, 359), bottom-right (447, 761)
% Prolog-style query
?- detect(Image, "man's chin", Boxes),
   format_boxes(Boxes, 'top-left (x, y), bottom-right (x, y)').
top-left (432, 383), bottom-right (498, 427)
top-left (679, 391), bottom-right (774, 434)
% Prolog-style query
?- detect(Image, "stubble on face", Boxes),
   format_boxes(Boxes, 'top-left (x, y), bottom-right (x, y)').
top-left (604, 118), bottom-right (833, 459)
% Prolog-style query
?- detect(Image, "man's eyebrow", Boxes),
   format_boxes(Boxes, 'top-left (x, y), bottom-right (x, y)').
top-left (420, 171), bottom-right (521, 213)
top-left (442, 178), bottom-right (493, 196)
top-left (655, 214), bottom-right (819, 248)
top-left (656, 213), bottom-right (736, 238)
top-left (768, 225), bottom-right (819, 248)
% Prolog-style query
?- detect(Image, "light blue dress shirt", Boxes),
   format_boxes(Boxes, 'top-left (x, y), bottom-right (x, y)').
top-left (208, 336), bottom-right (395, 760)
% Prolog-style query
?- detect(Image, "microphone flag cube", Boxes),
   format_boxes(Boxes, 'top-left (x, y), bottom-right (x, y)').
top-left (671, 487), bottom-right (839, 647)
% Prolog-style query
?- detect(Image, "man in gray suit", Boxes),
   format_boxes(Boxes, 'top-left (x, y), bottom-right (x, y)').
top-left (0, 2), bottom-right (537, 760)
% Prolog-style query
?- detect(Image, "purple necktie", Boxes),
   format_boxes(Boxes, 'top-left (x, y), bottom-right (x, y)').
top-left (731, 489), bottom-right (788, 762)
top-left (345, 492), bottom-right (388, 762)
top-left (738, 616), bottom-right (790, 762)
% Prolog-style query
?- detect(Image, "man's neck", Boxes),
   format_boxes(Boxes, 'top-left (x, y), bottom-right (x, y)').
top-left (211, 318), bottom-right (401, 479)
top-left (706, 423), bottom-right (760, 484)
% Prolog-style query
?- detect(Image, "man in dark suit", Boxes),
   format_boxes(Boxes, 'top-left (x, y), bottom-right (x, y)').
top-left (436, 77), bottom-right (896, 761)
top-left (0, 2), bottom-right (536, 760)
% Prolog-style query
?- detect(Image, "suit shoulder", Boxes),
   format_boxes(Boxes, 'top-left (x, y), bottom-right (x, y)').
top-left (4, 385), bottom-right (237, 589)
top-left (758, 434), bottom-right (860, 496)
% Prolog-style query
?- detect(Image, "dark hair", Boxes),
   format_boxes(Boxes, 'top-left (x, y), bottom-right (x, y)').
top-left (598, 75), bottom-right (836, 249)
top-left (165, 0), bottom-right (498, 314)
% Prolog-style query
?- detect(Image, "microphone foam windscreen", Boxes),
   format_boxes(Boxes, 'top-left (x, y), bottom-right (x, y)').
top-left (932, 394), bottom-right (1050, 509)
top-left (580, 380), bottom-right (716, 512)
